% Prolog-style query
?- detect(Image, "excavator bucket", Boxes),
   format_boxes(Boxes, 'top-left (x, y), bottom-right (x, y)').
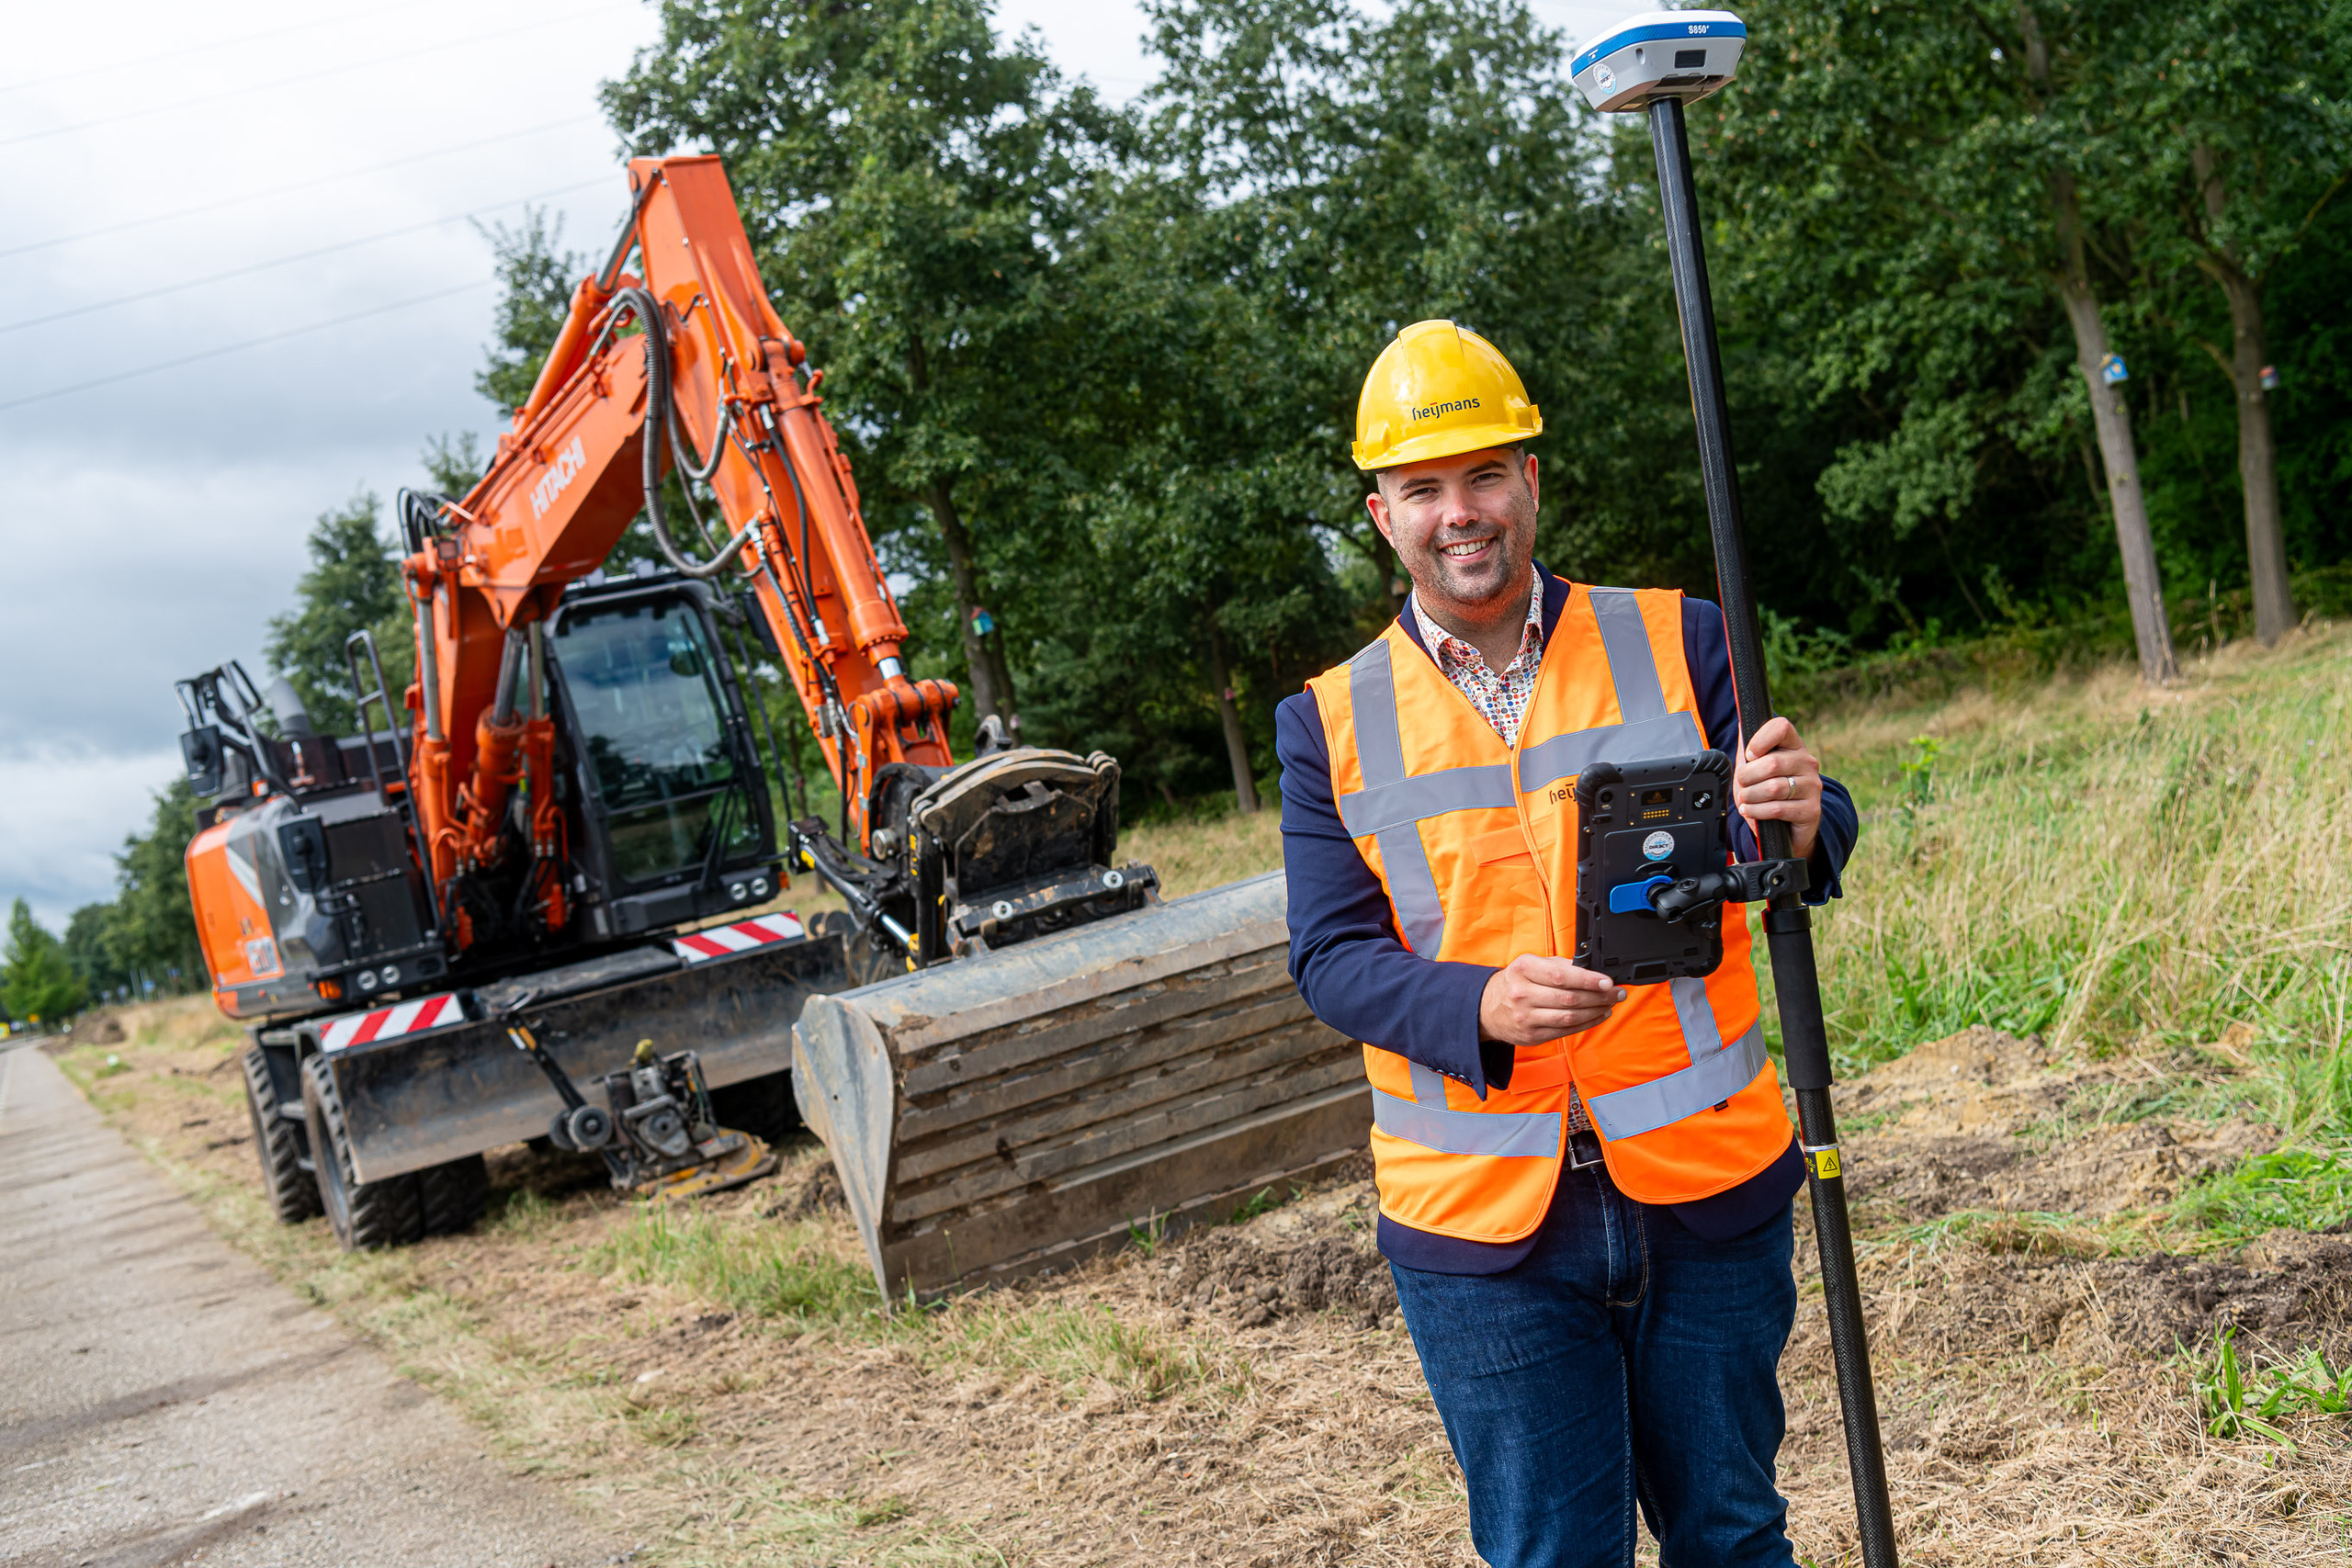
top-left (791, 873), bottom-right (1369, 1302)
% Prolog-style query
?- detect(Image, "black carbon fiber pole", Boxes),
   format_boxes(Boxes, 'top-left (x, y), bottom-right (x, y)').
top-left (1648, 96), bottom-right (1899, 1568)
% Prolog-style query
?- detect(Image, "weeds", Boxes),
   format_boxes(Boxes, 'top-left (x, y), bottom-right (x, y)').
top-left (1124, 1210), bottom-right (1169, 1258)
top-left (2196, 1328), bottom-right (2352, 1447)
top-left (1896, 734), bottom-right (1942, 821)
top-left (2176, 1147), bottom-right (2352, 1243)
top-left (1232, 1185), bottom-right (1287, 1224)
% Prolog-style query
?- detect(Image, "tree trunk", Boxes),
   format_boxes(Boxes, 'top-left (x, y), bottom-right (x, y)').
top-left (928, 479), bottom-right (1017, 728)
top-left (2192, 145), bottom-right (2296, 645)
top-left (2050, 176), bottom-right (2179, 685)
top-left (2218, 265), bottom-right (2294, 643)
top-left (2024, 5), bottom-right (2177, 685)
top-left (1204, 618), bottom-right (1259, 814)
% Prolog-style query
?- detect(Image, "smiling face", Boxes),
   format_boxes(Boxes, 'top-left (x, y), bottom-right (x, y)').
top-left (1366, 445), bottom-right (1540, 622)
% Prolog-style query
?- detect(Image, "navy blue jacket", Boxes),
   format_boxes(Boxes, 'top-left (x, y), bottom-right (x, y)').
top-left (1275, 572), bottom-right (1858, 1271)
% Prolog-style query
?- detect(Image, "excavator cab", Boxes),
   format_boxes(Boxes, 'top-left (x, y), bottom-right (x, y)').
top-left (175, 570), bottom-right (787, 1020)
top-left (542, 570), bottom-right (784, 940)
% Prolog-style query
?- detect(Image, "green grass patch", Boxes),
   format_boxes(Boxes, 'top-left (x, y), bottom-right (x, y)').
top-left (1785, 626), bottom-right (2352, 1126)
top-left (588, 1201), bottom-right (1235, 1408)
top-left (1888, 1207), bottom-right (2128, 1259)
top-left (920, 1298), bottom-right (1222, 1404)
top-left (2174, 1147), bottom-right (2352, 1243)
top-left (487, 1187), bottom-right (562, 1240)
top-left (591, 1201), bottom-right (878, 1325)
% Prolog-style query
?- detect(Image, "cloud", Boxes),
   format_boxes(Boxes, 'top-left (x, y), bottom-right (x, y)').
top-left (0, 744), bottom-right (186, 929)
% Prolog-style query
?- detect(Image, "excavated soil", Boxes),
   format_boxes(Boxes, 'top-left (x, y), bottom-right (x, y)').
top-left (60, 1010), bottom-right (2352, 1565)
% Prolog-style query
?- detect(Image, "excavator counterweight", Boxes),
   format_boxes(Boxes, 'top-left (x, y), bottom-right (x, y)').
top-left (175, 156), bottom-right (1368, 1283)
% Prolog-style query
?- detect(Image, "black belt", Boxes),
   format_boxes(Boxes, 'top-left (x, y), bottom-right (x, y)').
top-left (1567, 1127), bottom-right (1605, 1169)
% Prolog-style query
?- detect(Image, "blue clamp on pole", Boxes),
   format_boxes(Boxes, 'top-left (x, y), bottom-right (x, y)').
top-left (1610, 874), bottom-right (1675, 914)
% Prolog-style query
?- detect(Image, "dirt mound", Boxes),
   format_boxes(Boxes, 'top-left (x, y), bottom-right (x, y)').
top-left (1865, 1023), bottom-right (2052, 1090)
top-left (1167, 1211), bottom-right (1397, 1329)
top-left (765, 1158), bottom-right (845, 1218)
top-left (2108, 1235), bottom-right (2352, 1358)
top-left (1838, 1028), bottom-right (2276, 1226)
top-left (63, 1011), bottom-right (127, 1045)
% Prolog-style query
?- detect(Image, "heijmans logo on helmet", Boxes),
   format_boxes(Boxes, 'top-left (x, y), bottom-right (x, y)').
top-left (1409, 396), bottom-right (1482, 423)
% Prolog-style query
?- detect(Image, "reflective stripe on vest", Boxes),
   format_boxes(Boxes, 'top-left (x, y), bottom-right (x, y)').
top-left (1369, 1058), bottom-right (1563, 1157)
top-left (1582, 976), bottom-right (1769, 1141)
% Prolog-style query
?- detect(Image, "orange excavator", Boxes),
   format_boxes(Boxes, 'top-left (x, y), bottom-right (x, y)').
top-left (178, 158), bottom-right (1365, 1287)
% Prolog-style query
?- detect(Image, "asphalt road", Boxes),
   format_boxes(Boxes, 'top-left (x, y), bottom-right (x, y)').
top-left (0, 1042), bottom-right (629, 1568)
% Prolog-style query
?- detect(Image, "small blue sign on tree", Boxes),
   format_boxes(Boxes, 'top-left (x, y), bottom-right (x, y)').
top-left (2098, 353), bottom-right (2129, 385)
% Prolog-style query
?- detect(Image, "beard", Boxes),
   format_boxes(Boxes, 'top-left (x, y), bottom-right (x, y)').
top-left (1400, 500), bottom-right (1537, 615)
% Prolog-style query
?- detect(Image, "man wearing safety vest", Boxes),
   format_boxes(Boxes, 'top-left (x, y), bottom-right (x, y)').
top-left (1276, 321), bottom-right (1860, 1567)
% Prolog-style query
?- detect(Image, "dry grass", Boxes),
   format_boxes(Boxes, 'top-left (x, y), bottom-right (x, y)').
top-left (1121, 808), bottom-right (1283, 898)
top-left (1799, 624), bottom-right (2352, 1111)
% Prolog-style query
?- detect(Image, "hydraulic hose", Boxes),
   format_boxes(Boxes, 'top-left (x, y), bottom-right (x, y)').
top-left (609, 285), bottom-right (755, 581)
top-left (666, 332), bottom-right (729, 485)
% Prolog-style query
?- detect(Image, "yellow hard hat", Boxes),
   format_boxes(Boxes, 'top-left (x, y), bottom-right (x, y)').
top-left (1351, 320), bottom-right (1542, 471)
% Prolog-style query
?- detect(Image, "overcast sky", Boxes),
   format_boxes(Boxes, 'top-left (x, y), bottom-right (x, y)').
top-left (0, 0), bottom-right (1620, 930)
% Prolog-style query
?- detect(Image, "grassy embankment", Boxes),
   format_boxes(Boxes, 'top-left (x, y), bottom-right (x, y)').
top-left (51, 618), bottom-right (2352, 1564)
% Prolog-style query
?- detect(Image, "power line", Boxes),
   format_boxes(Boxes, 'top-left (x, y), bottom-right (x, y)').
top-left (0, 4), bottom-right (628, 150)
top-left (0, 175), bottom-right (613, 338)
top-left (0, 0), bottom-right (442, 96)
top-left (0, 280), bottom-right (491, 413)
top-left (0, 116), bottom-right (596, 260)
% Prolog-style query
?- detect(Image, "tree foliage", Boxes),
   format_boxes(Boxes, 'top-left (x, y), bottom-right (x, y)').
top-left (5, 899), bottom-right (86, 1024)
top-left (263, 491), bottom-right (412, 736)
top-left (476, 209), bottom-right (590, 415)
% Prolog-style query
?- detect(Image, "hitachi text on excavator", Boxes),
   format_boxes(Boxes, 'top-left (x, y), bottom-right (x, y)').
top-left (177, 157), bottom-right (1367, 1288)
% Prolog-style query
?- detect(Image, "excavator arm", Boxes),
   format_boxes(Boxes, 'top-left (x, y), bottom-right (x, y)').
top-left (406, 156), bottom-right (1142, 966)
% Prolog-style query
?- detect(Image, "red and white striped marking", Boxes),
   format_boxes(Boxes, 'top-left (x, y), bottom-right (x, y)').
top-left (319, 992), bottom-right (467, 1052)
top-left (671, 911), bottom-right (806, 964)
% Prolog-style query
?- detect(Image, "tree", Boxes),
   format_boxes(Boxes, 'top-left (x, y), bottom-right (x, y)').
top-left (105, 781), bottom-right (208, 995)
top-left (476, 208), bottom-right (590, 416)
top-left (2112, 4), bottom-right (2352, 644)
top-left (5, 900), bottom-right (86, 1024)
top-left (1708, 0), bottom-right (2187, 682)
top-left (264, 492), bottom-right (410, 735)
top-left (63, 903), bottom-right (129, 1000)
top-left (605, 0), bottom-right (1133, 731)
top-left (1051, 0), bottom-right (1695, 799)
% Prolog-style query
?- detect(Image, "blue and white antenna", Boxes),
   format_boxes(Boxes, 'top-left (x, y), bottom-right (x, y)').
top-left (1569, 9), bottom-right (1747, 113)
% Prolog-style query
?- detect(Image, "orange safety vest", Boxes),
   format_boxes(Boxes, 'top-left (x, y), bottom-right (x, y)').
top-left (1306, 579), bottom-right (1793, 1241)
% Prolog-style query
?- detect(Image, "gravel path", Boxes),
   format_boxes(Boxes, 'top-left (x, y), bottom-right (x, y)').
top-left (0, 1042), bottom-right (628, 1568)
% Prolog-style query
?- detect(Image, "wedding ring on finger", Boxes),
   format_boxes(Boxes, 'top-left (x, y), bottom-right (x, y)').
top-left (1785, 774), bottom-right (1799, 801)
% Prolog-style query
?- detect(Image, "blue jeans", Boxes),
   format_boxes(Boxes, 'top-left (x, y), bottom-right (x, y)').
top-left (1388, 1161), bottom-right (1799, 1568)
